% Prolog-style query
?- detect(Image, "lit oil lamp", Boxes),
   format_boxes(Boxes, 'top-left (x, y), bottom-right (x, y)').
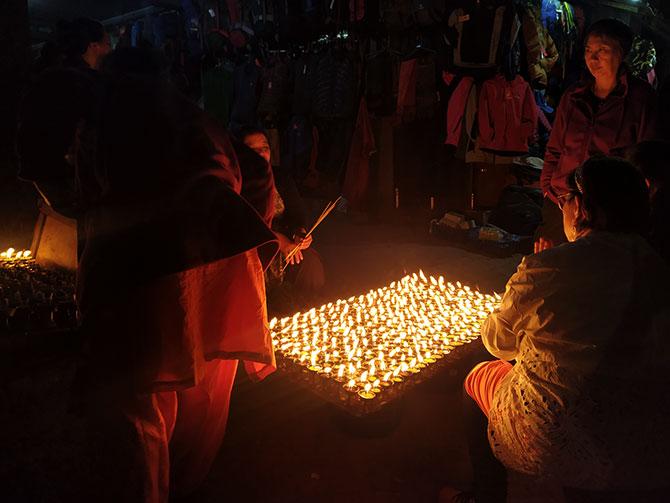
top-left (358, 382), bottom-right (375, 400)
top-left (270, 271), bottom-right (500, 402)
top-left (0, 248), bottom-right (32, 261)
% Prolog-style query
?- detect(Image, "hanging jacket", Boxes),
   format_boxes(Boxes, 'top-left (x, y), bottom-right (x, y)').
top-left (444, 76), bottom-right (475, 146)
top-left (448, 3), bottom-right (520, 70)
top-left (201, 61), bottom-right (235, 126)
top-left (540, 0), bottom-right (560, 27)
top-left (226, 0), bottom-right (242, 24)
top-left (292, 53), bottom-right (319, 115)
top-left (542, 0), bottom-right (577, 81)
top-left (396, 58), bottom-right (417, 123)
top-left (313, 49), bottom-right (357, 119)
top-left (478, 74), bottom-right (537, 155)
top-left (522, 6), bottom-right (558, 89)
top-left (342, 98), bottom-right (376, 209)
top-left (415, 54), bottom-right (437, 119)
top-left (249, 0), bottom-right (275, 41)
top-left (541, 72), bottom-right (658, 204)
top-left (229, 59), bottom-right (260, 132)
top-left (628, 36), bottom-right (657, 84)
top-left (381, 0), bottom-right (414, 32)
top-left (257, 56), bottom-right (290, 118)
top-left (282, 115), bottom-right (314, 177)
top-left (395, 51), bottom-right (436, 123)
top-left (366, 49), bottom-right (397, 117)
top-left (349, 0), bottom-right (365, 21)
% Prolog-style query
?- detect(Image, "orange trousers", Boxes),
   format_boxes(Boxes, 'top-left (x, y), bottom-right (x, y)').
top-left (463, 359), bottom-right (513, 418)
top-left (91, 359), bottom-right (238, 503)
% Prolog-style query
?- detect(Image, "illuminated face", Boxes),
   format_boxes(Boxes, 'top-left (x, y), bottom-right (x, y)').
top-left (86, 32), bottom-right (112, 70)
top-left (243, 133), bottom-right (271, 164)
top-left (584, 34), bottom-right (623, 83)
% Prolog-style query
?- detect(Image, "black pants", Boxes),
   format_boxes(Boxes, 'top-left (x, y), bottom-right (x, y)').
top-left (463, 389), bottom-right (507, 503)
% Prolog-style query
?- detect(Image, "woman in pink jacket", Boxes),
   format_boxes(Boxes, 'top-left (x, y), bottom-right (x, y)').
top-left (535, 18), bottom-right (657, 252)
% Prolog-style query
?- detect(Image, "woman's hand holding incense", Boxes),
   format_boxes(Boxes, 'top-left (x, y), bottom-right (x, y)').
top-left (294, 228), bottom-right (313, 250)
top-left (278, 232), bottom-right (305, 265)
top-left (286, 248), bottom-right (303, 265)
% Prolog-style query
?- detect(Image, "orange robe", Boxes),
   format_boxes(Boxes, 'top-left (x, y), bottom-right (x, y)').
top-left (76, 75), bottom-right (278, 502)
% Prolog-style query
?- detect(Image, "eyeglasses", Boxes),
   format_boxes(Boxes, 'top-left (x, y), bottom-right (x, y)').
top-left (556, 191), bottom-right (579, 210)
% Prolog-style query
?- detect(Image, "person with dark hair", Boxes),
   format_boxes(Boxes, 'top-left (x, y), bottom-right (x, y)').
top-left (70, 48), bottom-right (278, 502)
top-left (239, 127), bottom-right (326, 297)
top-left (18, 18), bottom-right (110, 213)
top-left (628, 140), bottom-right (670, 263)
top-left (450, 156), bottom-right (670, 502)
top-left (535, 18), bottom-right (657, 253)
top-left (57, 17), bottom-right (111, 70)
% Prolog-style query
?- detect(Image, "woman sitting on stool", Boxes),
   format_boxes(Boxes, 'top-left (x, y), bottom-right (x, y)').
top-left (455, 156), bottom-right (670, 502)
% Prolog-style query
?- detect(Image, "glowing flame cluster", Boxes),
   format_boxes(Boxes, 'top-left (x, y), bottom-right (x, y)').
top-left (0, 248), bottom-right (32, 261)
top-left (270, 271), bottom-right (500, 400)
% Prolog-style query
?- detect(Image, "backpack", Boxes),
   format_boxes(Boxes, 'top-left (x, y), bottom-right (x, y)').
top-left (489, 185), bottom-right (543, 236)
top-left (447, 2), bottom-right (519, 70)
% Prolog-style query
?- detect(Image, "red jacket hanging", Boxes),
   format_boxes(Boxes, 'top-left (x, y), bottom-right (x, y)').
top-left (396, 59), bottom-right (417, 124)
top-left (478, 74), bottom-right (537, 156)
top-left (445, 76), bottom-right (476, 146)
top-left (343, 98), bottom-right (376, 209)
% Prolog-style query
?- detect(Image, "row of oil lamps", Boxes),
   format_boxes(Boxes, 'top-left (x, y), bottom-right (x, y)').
top-left (2, 246), bottom-right (498, 401)
top-left (0, 248), bottom-right (32, 260)
top-left (270, 271), bottom-right (500, 400)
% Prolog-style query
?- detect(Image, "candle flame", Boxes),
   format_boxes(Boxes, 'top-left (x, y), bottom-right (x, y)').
top-left (270, 271), bottom-right (499, 399)
top-left (1, 248), bottom-right (32, 261)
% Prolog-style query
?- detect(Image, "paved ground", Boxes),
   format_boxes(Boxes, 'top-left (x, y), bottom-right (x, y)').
top-left (1, 205), bottom-right (565, 502)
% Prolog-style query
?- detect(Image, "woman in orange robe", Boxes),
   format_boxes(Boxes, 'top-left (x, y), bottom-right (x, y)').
top-left (75, 48), bottom-right (278, 502)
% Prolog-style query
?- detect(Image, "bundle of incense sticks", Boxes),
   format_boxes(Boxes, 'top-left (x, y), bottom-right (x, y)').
top-left (281, 196), bottom-right (342, 271)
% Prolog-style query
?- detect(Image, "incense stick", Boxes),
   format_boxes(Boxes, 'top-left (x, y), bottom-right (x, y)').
top-left (281, 196), bottom-right (342, 271)
top-left (282, 196), bottom-right (340, 267)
